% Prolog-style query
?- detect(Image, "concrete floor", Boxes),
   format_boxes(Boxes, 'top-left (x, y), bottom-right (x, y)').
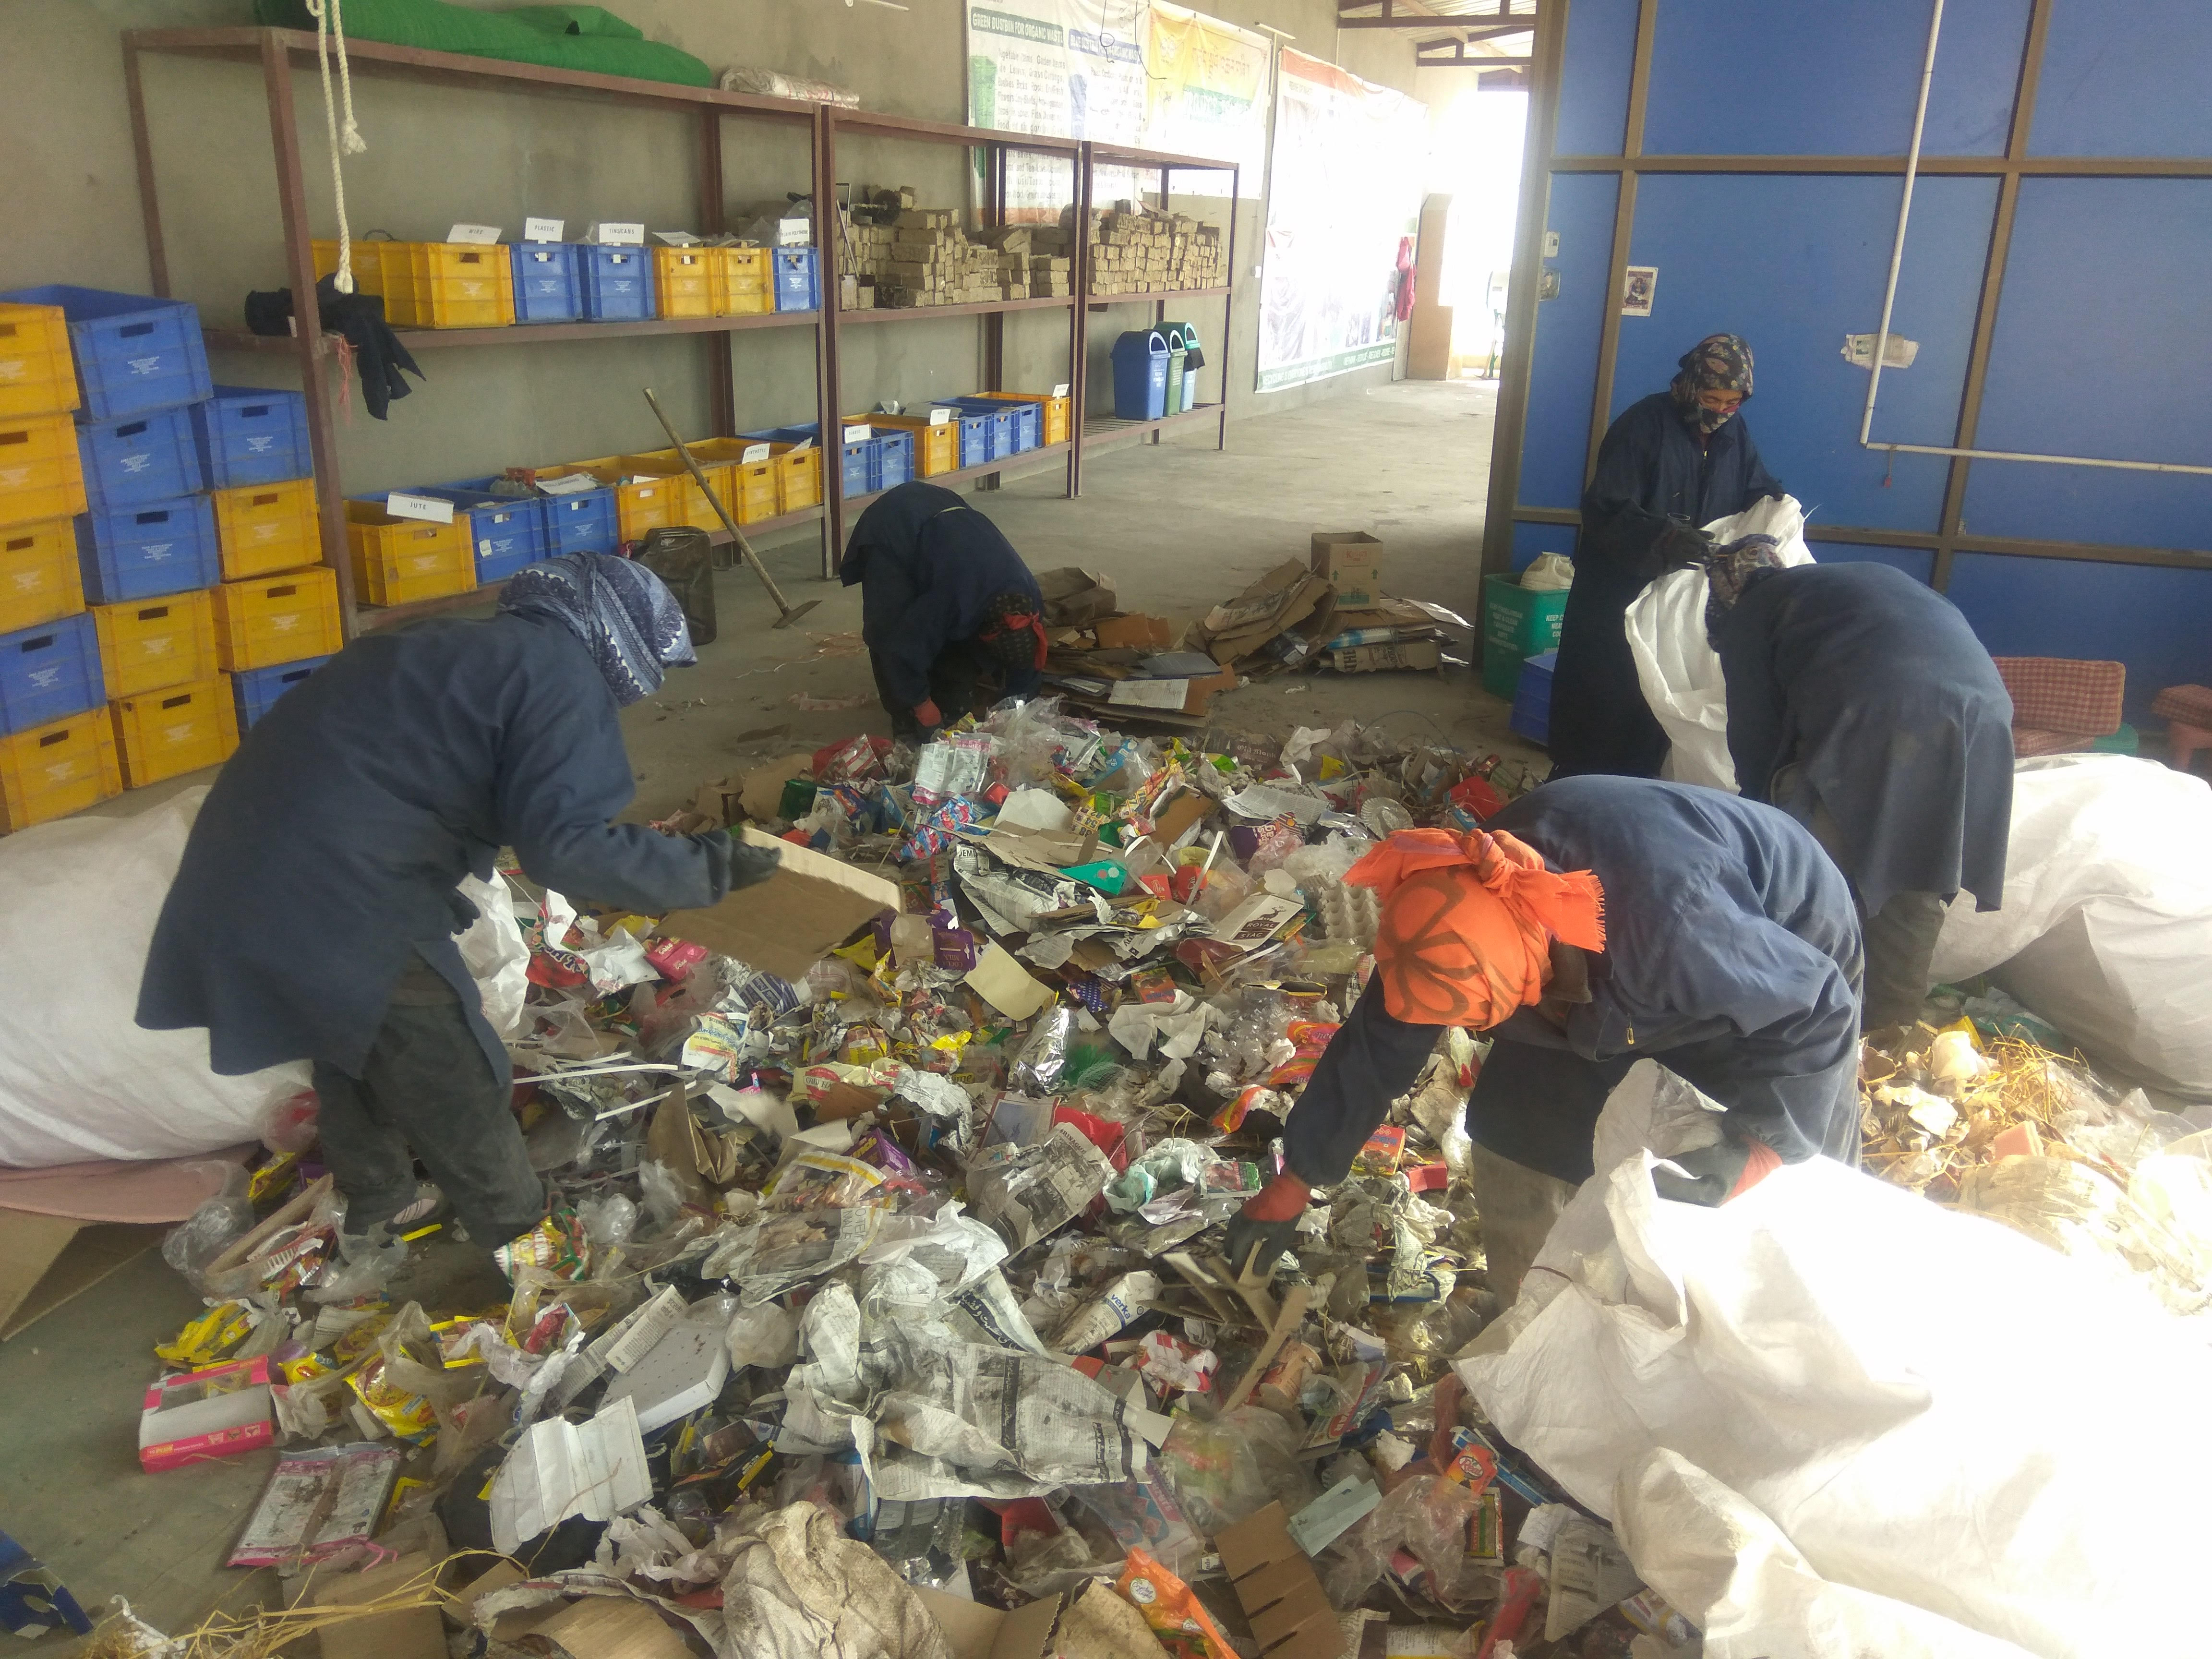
top-left (5, 377), bottom-right (1536, 1648)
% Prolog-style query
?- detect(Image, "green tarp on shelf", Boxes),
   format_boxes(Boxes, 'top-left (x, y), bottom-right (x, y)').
top-left (252, 0), bottom-right (714, 87)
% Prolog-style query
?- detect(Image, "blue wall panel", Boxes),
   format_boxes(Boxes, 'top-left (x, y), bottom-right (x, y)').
top-left (1553, 0), bottom-right (1639, 156)
top-left (1611, 173), bottom-right (1995, 532)
top-left (1643, 0), bottom-right (2029, 157)
top-left (1946, 554), bottom-right (2211, 721)
top-left (1809, 541), bottom-right (1937, 584)
top-left (1515, 171), bottom-right (1620, 510)
top-left (1962, 178), bottom-right (2212, 549)
top-left (2031, 0), bottom-right (2212, 157)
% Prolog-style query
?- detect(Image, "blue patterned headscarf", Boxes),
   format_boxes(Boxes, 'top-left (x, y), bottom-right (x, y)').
top-left (498, 553), bottom-right (695, 705)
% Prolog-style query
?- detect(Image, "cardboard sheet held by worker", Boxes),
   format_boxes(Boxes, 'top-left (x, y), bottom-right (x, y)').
top-left (662, 829), bottom-right (898, 983)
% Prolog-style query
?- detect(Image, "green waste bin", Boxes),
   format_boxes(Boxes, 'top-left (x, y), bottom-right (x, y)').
top-left (1163, 325), bottom-right (1188, 416)
top-left (1481, 572), bottom-right (1569, 700)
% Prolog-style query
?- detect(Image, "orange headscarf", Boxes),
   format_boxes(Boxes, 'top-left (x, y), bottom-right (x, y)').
top-left (1348, 827), bottom-right (1606, 1029)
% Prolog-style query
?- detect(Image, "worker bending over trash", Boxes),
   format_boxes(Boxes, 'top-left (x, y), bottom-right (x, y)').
top-left (1552, 333), bottom-right (1784, 778)
top-left (1225, 776), bottom-right (1864, 1301)
top-left (137, 553), bottom-right (778, 1263)
top-left (1712, 555), bottom-right (2013, 1030)
top-left (841, 480), bottom-right (1046, 739)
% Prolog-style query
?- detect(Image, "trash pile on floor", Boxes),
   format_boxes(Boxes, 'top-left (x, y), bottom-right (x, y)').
top-left (90, 695), bottom-right (2212, 1659)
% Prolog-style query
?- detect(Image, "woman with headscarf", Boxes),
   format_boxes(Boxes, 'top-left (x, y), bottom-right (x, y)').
top-left (1711, 558), bottom-right (2014, 1030)
top-left (1223, 775), bottom-right (1863, 1300)
top-left (1550, 333), bottom-right (1785, 778)
top-left (138, 553), bottom-right (779, 1259)
top-left (840, 481), bottom-right (1046, 738)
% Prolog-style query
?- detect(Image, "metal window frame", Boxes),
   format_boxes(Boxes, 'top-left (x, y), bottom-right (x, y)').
top-left (1481, 0), bottom-right (2212, 586)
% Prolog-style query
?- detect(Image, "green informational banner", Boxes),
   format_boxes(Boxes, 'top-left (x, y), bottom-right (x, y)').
top-left (965, 0), bottom-right (1269, 222)
top-left (1255, 49), bottom-right (1428, 394)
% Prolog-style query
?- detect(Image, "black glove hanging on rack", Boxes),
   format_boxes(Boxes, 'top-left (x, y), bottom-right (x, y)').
top-left (242, 275), bottom-right (424, 420)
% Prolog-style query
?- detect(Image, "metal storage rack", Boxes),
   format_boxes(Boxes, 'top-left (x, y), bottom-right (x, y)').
top-left (121, 28), bottom-right (1240, 629)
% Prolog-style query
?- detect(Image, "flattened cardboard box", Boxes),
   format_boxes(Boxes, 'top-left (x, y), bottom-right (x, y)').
top-left (664, 829), bottom-right (898, 984)
top-left (1217, 1501), bottom-right (1342, 1659)
top-left (1326, 640), bottom-right (1442, 673)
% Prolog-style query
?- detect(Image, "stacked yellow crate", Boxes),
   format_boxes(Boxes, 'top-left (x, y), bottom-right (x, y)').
top-left (0, 301), bottom-right (113, 831)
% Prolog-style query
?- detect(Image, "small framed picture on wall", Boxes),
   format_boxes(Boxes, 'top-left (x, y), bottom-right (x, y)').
top-left (1621, 266), bottom-right (1658, 317)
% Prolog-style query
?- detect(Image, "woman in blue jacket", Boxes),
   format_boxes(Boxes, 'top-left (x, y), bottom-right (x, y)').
top-left (841, 482), bottom-right (1045, 738)
top-left (138, 554), bottom-right (776, 1258)
top-left (1549, 334), bottom-right (1784, 778)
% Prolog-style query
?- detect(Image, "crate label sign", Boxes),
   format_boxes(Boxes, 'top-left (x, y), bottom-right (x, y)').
top-left (1053, 383), bottom-right (1070, 398)
top-left (590, 223), bottom-right (647, 247)
top-left (524, 217), bottom-right (565, 243)
top-left (386, 492), bottom-right (455, 525)
top-left (843, 425), bottom-right (872, 443)
top-left (742, 444), bottom-right (770, 463)
top-left (447, 223), bottom-right (503, 245)
top-left (929, 407), bottom-right (955, 424)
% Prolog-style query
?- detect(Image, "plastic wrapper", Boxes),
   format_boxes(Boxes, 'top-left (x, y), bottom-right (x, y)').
top-left (1072, 1467), bottom-right (1203, 1578)
top-left (1048, 1270), bottom-right (1159, 1353)
top-left (160, 1165), bottom-right (256, 1293)
top-left (578, 1192), bottom-right (640, 1249)
top-left (1118, 1548), bottom-right (1238, 1659)
top-left (1321, 1474), bottom-right (1494, 1614)
top-left (493, 1209), bottom-right (589, 1284)
top-left (1158, 1406), bottom-right (1319, 1535)
top-left (725, 1300), bottom-right (800, 1370)
top-left (259, 1089), bottom-right (320, 1154)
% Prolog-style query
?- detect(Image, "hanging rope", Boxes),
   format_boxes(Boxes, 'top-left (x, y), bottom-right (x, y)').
top-left (305, 0), bottom-right (368, 295)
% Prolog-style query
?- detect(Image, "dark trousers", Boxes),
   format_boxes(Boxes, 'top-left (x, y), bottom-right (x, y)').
top-left (1790, 783), bottom-right (1948, 1031)
top-left (311, 957), bottom-right (543, 1249)
top-left (873, 639), bottom-right (1002, 737)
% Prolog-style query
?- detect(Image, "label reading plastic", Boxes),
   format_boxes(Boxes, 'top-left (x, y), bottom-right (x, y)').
top-left (742, 443), bottom-right (771, 463)
top-left (386, 492), bottom-right (455, 525)
top-left (446, 223), bottom-right (503, 245)
top-left (842, 424), bottom-right (872, 443)
top-left (590, 222), bottom-right (647, 247)
top-left (524, 217), bottom-right (565, 243)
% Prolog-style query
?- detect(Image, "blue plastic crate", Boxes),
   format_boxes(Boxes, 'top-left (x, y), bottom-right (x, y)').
top-left (1509, 649), bottom-right (1557, 746)
top-left (75, 493), bottom-right (220, 603)
top-left (839, 437), bottom-right (877, 498)
top-left (418, 480), bottom-right (550, 581)
top-left (231, 654), bottom-right (332, 730)
top-left (965, 405), bottom-right (1015, 462)
top-left (877, 429), bottom-right (914, 491)
top-left (772, 248), bottom-right (819, 313)
top-left (510, 243), bottom-right (582, 323)
top-left (953, 414), bottom-right (989, 469)
top-left (77, 404), bottom-right (203, 508)
top-left (192, 386), bottom-right (312, 489)
top-left (958, 397), bottom-right (1040, 453)
top-left (0, 285), bottom-right (211, 421)
top-left (0, 612), bottom-right (103, 737)
top-left (539, 484), bottom-right (618, 556)
top-left (577, 247), bottom-right (656, 322)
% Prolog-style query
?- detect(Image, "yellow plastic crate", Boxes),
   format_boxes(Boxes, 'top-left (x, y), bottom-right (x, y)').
top-left (711, 247), bottom-right (772, 316)
top-left (732, 458), bottom-right (778, 523)
top-left (772, 445), bottom-right (822, 515)
top-left (562, 459), bottom-right (677, 544)
top-left (972, 391), bottom-right (1070, 447)
top-left (345, 502), bottom-right (477, 606)
top-left (654, 248), bottom-right (715, 320)
top-left (0, 303), bottom-right (79, 421)
top-left (93, 589), bottom-right (218, 700)
top-left (0, 708), bottom-right (121, 832)
top-left (406, 244), bottom-right (514, 329)
top-left (212, 566), bottom-right (343, 671)
top-left (0, 517), bottom-right (85, 634)
top-left (0, 411), bottom-right (88, 529)
top-left (110, 674), bottom-right (238, 789)
top-left (632, 445), bottom-right (748, 525)
top-left (312, 238), bottom-right (392, 299)
top-left (213, 476), bottom-right (320, 580)
top-left (866, 415), bottom-right (958, 478)
top-left (614, 457), bottom-right (726, 532)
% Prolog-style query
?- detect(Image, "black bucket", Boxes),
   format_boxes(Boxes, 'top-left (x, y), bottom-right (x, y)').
top-left (637, 525), bottom-right (717, 646)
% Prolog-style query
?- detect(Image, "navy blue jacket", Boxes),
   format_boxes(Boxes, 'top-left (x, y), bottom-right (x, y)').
top-left (839, 482), bottom-right (1042, 710)
top-left (1550, 392), bottom-right (1783, 778)
top-left (1284, 778), bottom-right (1863, 1186)
top-left (1719, 561), bottom-right (2013, 916)
top-left (137, 616), bottom-right (731, 1080)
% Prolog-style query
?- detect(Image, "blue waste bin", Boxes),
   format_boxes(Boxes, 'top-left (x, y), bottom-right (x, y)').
top-left (1111, 330), bottom-right (1169, 421)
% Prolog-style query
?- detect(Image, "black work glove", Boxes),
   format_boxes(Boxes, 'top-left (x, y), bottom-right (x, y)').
top-left (1222, 1212), bottom-right (1301, 1282)
top-left (724, 832), bottom-right (782, 891)
top-left (317, 277), bottom-right (423, 420)
top-left (1651, 519), bottom-right (1716, 574)
top-left (1652, 1133), bottom-right (1782, 1207)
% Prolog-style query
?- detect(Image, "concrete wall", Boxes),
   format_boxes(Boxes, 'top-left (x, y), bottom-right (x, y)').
top-left (0, 0), bottom-right (1416, 533)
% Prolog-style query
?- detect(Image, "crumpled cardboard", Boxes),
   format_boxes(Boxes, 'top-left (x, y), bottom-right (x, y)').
top-left (1216, 1501), bottom-right (1342, 1659)
top-left (1037, 567), bottom-right (1119, 628)
top-left (1188, 561), bottom-right (1336, 669)
top-left (663, 830), bottom-right (899, 984)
